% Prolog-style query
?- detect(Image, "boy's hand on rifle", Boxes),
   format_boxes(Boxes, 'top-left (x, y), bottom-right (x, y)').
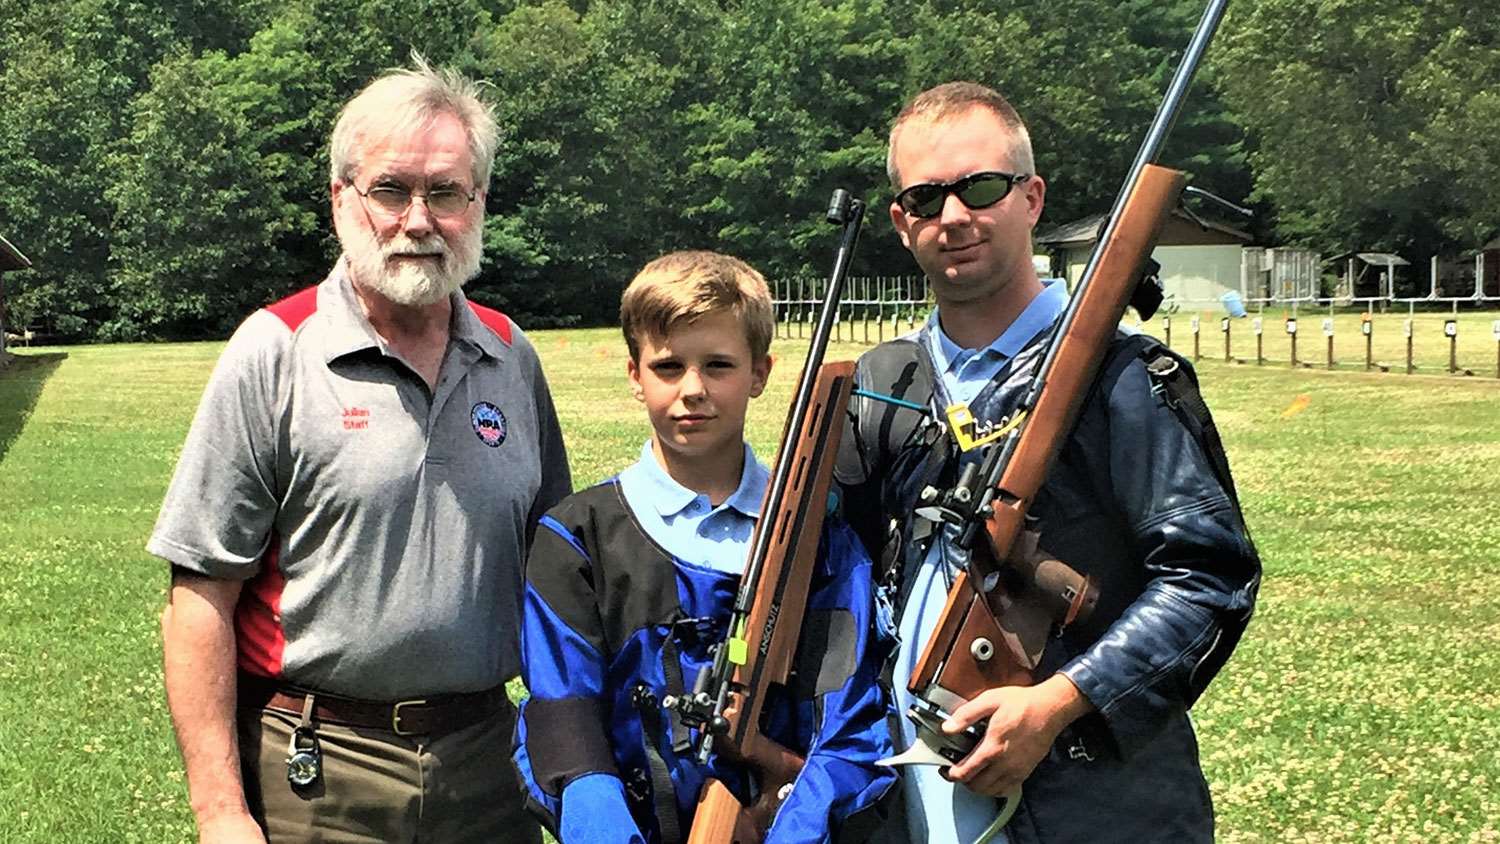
top-left (938, 674), bottom-right (1094, 798)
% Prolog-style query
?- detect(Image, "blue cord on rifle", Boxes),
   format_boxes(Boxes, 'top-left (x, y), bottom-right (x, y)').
top-left (851, 388), bottom-right (930, 414)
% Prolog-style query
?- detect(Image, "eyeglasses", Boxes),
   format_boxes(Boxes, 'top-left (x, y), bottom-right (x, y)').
top-left (894, 171), bottom-right (1031, 219)
top-left (351, 181), bottom-right (477, 219)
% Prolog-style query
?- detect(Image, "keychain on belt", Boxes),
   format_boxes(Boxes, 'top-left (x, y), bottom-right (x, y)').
top-left (285, 693), bottom-right (322, 788)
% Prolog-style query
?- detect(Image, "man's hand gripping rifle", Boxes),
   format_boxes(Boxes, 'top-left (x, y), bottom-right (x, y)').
top-left (661, 190), bottom-right (866, 844)
top-left (880, 0), bottom-right (1237, 830)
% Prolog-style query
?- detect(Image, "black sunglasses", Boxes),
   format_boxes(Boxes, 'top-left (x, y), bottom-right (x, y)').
top-left (894, 171), bottom-right (1031, 219)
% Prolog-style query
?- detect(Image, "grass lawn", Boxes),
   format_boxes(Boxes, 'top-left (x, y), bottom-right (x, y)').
top-left (2, 325), bottom-right (1498, 842)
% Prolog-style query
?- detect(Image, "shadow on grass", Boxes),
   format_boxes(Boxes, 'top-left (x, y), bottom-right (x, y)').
top-left (0, 352), bottom-right (68, 465)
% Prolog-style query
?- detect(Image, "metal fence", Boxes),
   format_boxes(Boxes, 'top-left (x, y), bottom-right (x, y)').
top-left (774, 266), bottom-right (1500, 376)
top-left (1150, 308), bottom-right (1500, 378)
top-left (1174, 248), bottom-right (1500, 314)
top-left (772, 275), bottom-right (929, 344)
top-left (1240, 247), bottom-right (1322, 304)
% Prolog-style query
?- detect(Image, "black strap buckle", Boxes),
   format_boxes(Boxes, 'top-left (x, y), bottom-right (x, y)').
top-left (1145, 354), bottom-right (1182, 408)
top-left (668, 615), bottom-right (722, 650)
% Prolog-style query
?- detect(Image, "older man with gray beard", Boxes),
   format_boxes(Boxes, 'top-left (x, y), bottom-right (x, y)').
top-left (151, 56), bottom-right (571, 844)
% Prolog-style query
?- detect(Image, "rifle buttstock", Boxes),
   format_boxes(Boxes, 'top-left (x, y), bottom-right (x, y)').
top-left (691, 362), bottom-right (852, 843)
top-left (687, 779), bottom-right (759, 844)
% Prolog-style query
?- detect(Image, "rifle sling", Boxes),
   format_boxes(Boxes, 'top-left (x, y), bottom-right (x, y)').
top-left (855, 339), bottom-right (948, 608)
top-left (1142, 347), bottom-right (1244, 512)
top-left (632, 682), bottom-right (683, 844)
top-left (896, 424), bottom-right (954, 612)
top-left (659, 631), bottom-right (693, 754)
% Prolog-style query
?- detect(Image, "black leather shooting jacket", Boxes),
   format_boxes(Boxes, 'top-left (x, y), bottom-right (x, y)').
top-left (835, 323), bottom-right (1261, 843)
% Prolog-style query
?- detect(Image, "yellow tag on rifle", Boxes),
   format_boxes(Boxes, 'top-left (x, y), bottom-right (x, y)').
top-left (727, 638), bottom-right (748, 665)
top-left (945, 403), bottom-right (1027, 452)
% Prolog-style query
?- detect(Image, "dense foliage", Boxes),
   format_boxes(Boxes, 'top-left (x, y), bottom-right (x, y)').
top-left (0, 0), bottom-right (1492, 340)
top-left (1215, 0), bottom-right (1500, 256)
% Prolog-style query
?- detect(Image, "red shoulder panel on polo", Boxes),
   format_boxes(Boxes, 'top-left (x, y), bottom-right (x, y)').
top-left (467, 301), bottom-right (514, 346)
top-left (265, 284), bottom-right (512, 344)
top-left (235, 538), bottom-right (286, 678)
top-left (266, 285), bottom-right (320, 331)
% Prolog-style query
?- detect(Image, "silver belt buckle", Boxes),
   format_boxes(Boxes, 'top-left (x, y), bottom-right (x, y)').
top-left (391, 698), bottom-right (429, 736)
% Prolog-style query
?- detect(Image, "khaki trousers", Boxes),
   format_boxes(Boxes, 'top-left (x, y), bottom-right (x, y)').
top-left (238, 697), bottom-right (539, 844)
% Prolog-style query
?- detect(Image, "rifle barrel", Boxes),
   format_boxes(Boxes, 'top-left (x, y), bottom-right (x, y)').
top-left (734, 193), bottom-right (866, 614)
top-left (699, 192), bottom-right (866, 764)
top-left (992, 0), bottom-right (1228, 491)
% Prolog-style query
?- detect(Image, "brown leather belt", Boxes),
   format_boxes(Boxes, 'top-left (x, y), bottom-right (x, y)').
top-left (238, 673), bottom-right (509, 737)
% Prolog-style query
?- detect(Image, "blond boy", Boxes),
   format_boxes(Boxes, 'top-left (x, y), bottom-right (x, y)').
top-left (513, 251), bottom-right (895, 843)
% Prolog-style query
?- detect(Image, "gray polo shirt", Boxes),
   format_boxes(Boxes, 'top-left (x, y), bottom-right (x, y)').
top-left (149, 263), bottom-right (571, 699)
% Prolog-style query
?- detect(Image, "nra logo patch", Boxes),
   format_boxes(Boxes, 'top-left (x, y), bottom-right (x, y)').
top-left (471, 401), bottom-right (507, 448)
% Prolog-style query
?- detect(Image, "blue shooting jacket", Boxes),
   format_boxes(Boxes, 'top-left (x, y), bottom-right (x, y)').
top-left (513, 478), bottom-right (896, 843)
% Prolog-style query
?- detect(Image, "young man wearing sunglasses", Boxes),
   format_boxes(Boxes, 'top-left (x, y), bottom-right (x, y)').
top-left (836, 82), bottom-right (1259, 842)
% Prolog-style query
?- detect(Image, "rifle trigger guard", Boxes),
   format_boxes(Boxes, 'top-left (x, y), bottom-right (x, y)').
top-left (876, 704), bottom-right (976, 768)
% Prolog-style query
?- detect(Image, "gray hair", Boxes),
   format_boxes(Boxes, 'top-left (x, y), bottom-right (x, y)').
top-left (886, 81), bottom-right (1035, 193)
top-left (329, 52), bottom-right (500, 191)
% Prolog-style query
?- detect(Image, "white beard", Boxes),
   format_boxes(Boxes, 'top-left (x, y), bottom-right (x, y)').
top-left (341, 218), bottom-right (483, 308)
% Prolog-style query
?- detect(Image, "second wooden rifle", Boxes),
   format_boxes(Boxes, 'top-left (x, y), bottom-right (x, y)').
top-left (667, 190), bottom-right (866, 843)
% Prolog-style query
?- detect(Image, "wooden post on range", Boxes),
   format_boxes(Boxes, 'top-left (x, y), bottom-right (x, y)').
top-left (1404, 319), bottom-right (1414, 374)
top-left (1445, 319), bottom-right (1458, 374)
top-left (1191, 315), bottom-right (1201, 361)
top-left (1362, 314), bottom-right (1373, 370)
top-left (1323, 317), bottom-right (1335, 370)
top-left (1493, 320), bottom-right (1500, 379)
top-left (1164, 315), bottom-right (1172, 348)
top-left (1222, 317), bottom-right (1231, 362)
top-left (1287, 317), bottom-right (1299, 367)
top-left (1254, 317), bottom-right (1263, 365)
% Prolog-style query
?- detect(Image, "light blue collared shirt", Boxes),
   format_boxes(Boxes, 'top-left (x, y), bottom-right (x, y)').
top-left (895, 280), bottom-right (1068, 844)
top-left (925, 279), bottom-right (1070, 406)
top-left (616, 440), bottom-right (769, 574)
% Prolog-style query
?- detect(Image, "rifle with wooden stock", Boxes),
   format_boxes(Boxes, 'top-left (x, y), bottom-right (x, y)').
top-left (879, 0), bottom-right (1234, 829)
top-left (660, 190), bottom-right (866, 844)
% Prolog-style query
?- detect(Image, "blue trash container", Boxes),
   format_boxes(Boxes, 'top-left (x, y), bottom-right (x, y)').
top-left (1221, 290), bottom-right (1247, 318)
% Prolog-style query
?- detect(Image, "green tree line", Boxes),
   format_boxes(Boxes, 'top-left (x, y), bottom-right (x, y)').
top-left (1, 0), bottom-right (1494, 341)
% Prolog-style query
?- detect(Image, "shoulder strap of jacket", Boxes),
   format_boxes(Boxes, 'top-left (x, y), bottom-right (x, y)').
top-left (1127, 335), bottom-right (1260, 707)
top-left (1128, 335), bottom-right (1246, 516)
top-left (848, 338), bottom-right (954, 595)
